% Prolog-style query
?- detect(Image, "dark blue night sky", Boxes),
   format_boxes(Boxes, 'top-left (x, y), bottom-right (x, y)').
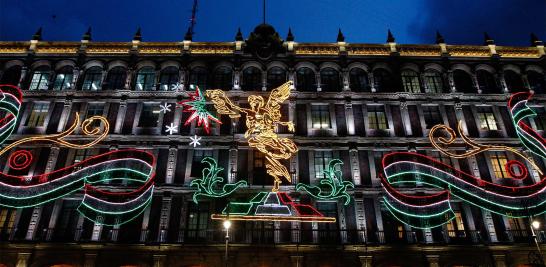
top-left (1, 0), bottom-right (545, 46)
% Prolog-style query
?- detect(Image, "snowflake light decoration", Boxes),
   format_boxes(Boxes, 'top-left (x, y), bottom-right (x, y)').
top-left (189, 135), bottom-right (202, 147)
top-left (159, 103), bottom-right (172, 113)
top-left (165, 123), bottom-right (178, 135)
top-left (178, 85), bottom-right (221, 134)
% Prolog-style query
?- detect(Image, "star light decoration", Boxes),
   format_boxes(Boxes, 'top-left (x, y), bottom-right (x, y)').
top-left (165, 123), bottom-right (178, 135)
top-left (178, 85), bottom-right (221, 134)
top-left (189, 135), bottom-right (202, 147)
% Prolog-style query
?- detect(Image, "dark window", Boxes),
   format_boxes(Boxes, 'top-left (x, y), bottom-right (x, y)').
top-left (81, 66), bottom-right (103, 90)
top-left (186, 202), bottom-right (210, 241)
top-left (242, 67), bottom-right (262, 91)
top-left (311, 105), bottom-right (331, 129)
top-left (158, 67), bottom-right (179, 91)
top-left (212, 66), bottom-right (232, 90)
top-left (296, 67), bottom-right (316, 92)
top-left (528, 71), bottom-right (545, 94)
top-left (29, 66), bottom-right (50, 90)
top-left (105, 66), bottom-right (127, 90)
top-left (0, 66), bottom-right (22, 86)
top-left (349, 68), bottom-right (369, 92)
top-left (401, 70), bottom-right (421, 93)
top-left (504, 70), bottom-right (524, 92)
top-left (453, 70), bottom-right (474, 93)
top-left (314, 150), bottom-right (333, 179)
top-left (190, 150), bottom-right (213, 177)
top-left (252, 150), bottom-right (269, 185)
top-left (267, 66), bottom-right (286, 90)
top-left (316, 202), bottom-right (338, 243)
top-left (135, 67), bottom-right (156, 91)
top-left (422, 106), bottom-right (442, 129)
top-left (138, 103), bottom-right (160, 127)
top-left (320, 68), bottom-right (341, 92)
top-left (190, 67), bottom-right (209, 90)
top-left (424, 70), bottom-right (444, 93)
top-left (476, 70), bottom-right (498, 93)
top-left (52, 66), bottom-right (74, 90)
top-left (86, 103), bottom-right (104, 128)
top-left (373, 68), bottom-right (394, 92)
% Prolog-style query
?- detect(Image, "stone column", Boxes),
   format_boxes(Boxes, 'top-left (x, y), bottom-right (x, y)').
top-left (424, 228), bottom-right (433, 243)
top-left (45, 199), bottom-right (63, 241)
top-left (233, 68), bottom-right (241, 90)
top-left (290, 256), bottom-right (304, 267)
top-left (16, 252), bottom-right (31, 267)
top-left (369, 72), bottom-right (376, 92)
top-left (288, 68), bottom-right (296, 90)
top-left (99, 70), bottom-right (107, 90)
top-left (338, 203), bottom-right (348, 243)
top-left (469, 156), bottom-right (498, 242)
top-left (153, 255), bottom-right (167, 267)
top-left (228, 147), bottom-right (238, 183)
top-left (18, 66), bottom-right (28, 88)
top-left (25, 207), bottom-right (42, 240)
top-left (140, 204), bottom-right (152, 242)
top-left (71, 67), bottom-right (81, 90)
top-left (462, 204), bottom-right (478, 242)
top-left (342, 68), bottom-right (350, 91)
top-left (420, 73), bottom-right (429, 93)
top-left (158, 197), bottom-right (172, 242)
top-left (522, 73), bottom-right (532, 92)
top-left (492, 254), bottom-right (507, 267)
top-left (368, 151), bottom-right (379, 187)
top-left (349, 148), bottom-right (361, 186)
top-left (373, 198), bottom-right (384, 243)
top-left (471, 73), bottom-right (481, 93)
top-left (498, 73), bottom-right (509, 93)
top-left (165, 146), bottom-right (178, 184)
top-left (426, 255), bottom-right (440, 267)
top-left (359, 255), bottom-right (372, 267)
top-left (315, 72), bottom-right (321, 92)
top-left (345, 103), bottom-right (356, 135)
top-left (262, 69), bottom-right (267, 91)
top-left (177, 69), bottom-right (185, 91)
top-left (447, 71), bottom-right (456, 93)
top-left (354, 197), bottom-right (367, 243)
top-left (124, 68), bottom-right (134, 90)
top-left (84, 253), bottom-right (97, 267)
top-left (56, 99), bottom-right (73, 132)
top-left (399, 101), bottom-right (413, 136)
top-left (114, 100), bottom-right (127, 134)
top-left (453, 103), bottom-right (469, 136)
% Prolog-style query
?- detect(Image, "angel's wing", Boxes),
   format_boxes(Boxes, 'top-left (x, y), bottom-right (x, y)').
top-left (205, 89), bottom-right (245, 118)
top-left (265, 81), bottom-right (292, 120)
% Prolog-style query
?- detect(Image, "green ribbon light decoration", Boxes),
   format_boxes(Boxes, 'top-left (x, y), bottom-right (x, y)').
top-left (190, 157), bottom-right (247, 203)
top-left (296, 159), bottom-right (354, 205)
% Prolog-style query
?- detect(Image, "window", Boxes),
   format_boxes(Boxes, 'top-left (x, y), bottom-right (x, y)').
top-left (446, 211), bottom-right (466, 237)
top-left (29, 66), bottom-right (50, 90)
top-left (528, 71), bottom-right (546, 94)
top-left (0, 208), bottom-right (16, 232)
top-left (424, 71), bottom-right (443, 93)
top-left (159, 67), bottom-right (179, 91)
top-left (476, 70), bottom-right (498, 94)
top-left (430, 151), bottom-right (453, 166)
top-left (138, 103), bottom-right (160, 127)
top-left (368, 105), bottom-right (388, 130)
top-left (81, 67), bottom-right (103, 90)
top-left (186, 202), bottom-right (209, 240)
top-left (212, 66), bottom-right (232, 90)
top-left (490, 152), bottom-right (510, 178)
top-left (267, 67), bottom-right (286, 90)
top-left (0, 66), bottom-right (21, 85)
top-left (253, 150), bottom-right (268, 185)
top-left (422, 106), bottom-right (442, 129)
top-left (311, 105), bottom-right (331, 129)
top-left (373, 69), bottom-right (393, 92)
top-left (191, 150), bottom-right (213, 177)
top-left (349, 68), bottom-right (369, 92)
top-left (316, 202), bottom-right (338, 240)
top-left (314, 150), bottom-right (333, 179)
top-left (86, 103), bottom-right (104, 128)
top-left (189, 67), bottom-right (209, 90)
top-left (401, 70), bottom-right (421, 93)
top-left (135, 67), bottom-right (156, 91)
top-left (105, 66), bottom-right (127, 90)
top-left (320, 68), bottom-right (341, 92)
top-left (453, 70), bottom-right (474, 93)
top-left (73, 149), bottom-right (97, 170)
top-left (52, 66), bottom-right (73, 90)
top-left (26, 103), bottom-right (49, 127)
top-left (534, 108), bottom-right (546, 131)
top-left (242, 67), bottom-right (262, 91)
top-left (296, 67), bottom-right (316, 92)
top-left (504, 70), bottom-right (524, 92)
top-left (477, 107), bottom-right (498, 130)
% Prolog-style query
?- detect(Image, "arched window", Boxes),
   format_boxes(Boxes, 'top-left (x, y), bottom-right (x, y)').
top-left (373, 68), bottom-right (394, 92)
top-left (242, 67), bottom-right (262, 91)
top-left (29, 66), bottom-right (50, 90)
top-left (81, 66), bottom-right (102, 91)
top-left (476, 70), bottom-right (498, 94)
top-left (267, 67), bottom-right (286, 90)
top-left (0, 66), bottom-right (22, 86)
top-left (453, 70), bottom-right (474, 93)
top-left (52, 66), bottom-right (74, 90)
top-left (504, 70), bottom-right (525, 92)
top-left (349, 68), bottom-right (369, 92)
top-left (189, 67), bottom-right (209, 90)
top-left (296, 67), bottom-right (316, 92)
top-left (320, 68), bottom-right (341, 92)
top-left (159, 66), bottom-right (179, 91)
top-left (105, 66), bottom-right (127, 90)
top-left (212, 66), bottom-right (232, 90)
top-left (401, 70), bottom-right (421, 93)
top-left (135, 67), bottom-right (156, 91)
top-left (423, 70), bottom-right (444, 93)
top-left (528, 71), bottom-right (545, 94)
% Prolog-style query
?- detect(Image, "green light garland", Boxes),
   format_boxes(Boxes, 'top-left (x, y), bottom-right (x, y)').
top-left (296, 159), bottom-right (354, 205)
top-left (190, 157), bottom-right (247, 204)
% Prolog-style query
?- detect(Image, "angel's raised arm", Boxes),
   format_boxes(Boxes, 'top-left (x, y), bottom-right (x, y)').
top-left (205, 90), bottom-right (248, 118)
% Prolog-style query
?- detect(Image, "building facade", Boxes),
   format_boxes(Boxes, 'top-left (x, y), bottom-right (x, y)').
top-left (0, 25), bottom-right (546, 267)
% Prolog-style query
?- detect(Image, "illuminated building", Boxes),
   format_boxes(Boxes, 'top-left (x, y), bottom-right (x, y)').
top-left (0, 24), bottom-right (546, 266)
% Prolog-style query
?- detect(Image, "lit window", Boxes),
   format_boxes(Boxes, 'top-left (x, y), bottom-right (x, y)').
top-left (422, 106), bottom-right (442, 129)
top-left (52, 66), bottom-right (73, 90)
top-left (311, 105), bottom-right (331, 129)
top-left (368, 105), bottom-right (388, 130)
top-left (314, 150), bottom-right (333, 179)
top-left (242, 67), bottom-right (261, 91)
top-left (159, 67), bottom-right (179, 91)
top-left (81, 67), bottom-right (103, 90)
top-left (296, 67), bottom-right (316, 92)
top-left (401, 70), bottom-right (421, 93)
top-left (191, 150), bottom-right (213, 177)
top-left (135, 67), bottom-right (156, 91)
top-left (320, 68), bottom-right (341, 92)
top-left (138, 103), bottom-right (160, 127)
top-left (29, 67), bottom-right (50, 90)
top-left (424, 71), bottom-right (443, 93)
top-left (477, 107), bottom-right (498, 130)
top-left (397, 225), bottom-right (404, 239)
top-left (349, 68), bottom-right (369, 92)
top-left (0, 208), bottom-right (16, 232)
top-left (490, 152), bottom-right (510, 178)
top-left (105, 66), bottom-right (127, 90)
top-left (26, 103), bottom-right (49, 127)
top-left (212, 67), bottom-right (232, 91)
top-left (447, 211), bottom-right (466, 237)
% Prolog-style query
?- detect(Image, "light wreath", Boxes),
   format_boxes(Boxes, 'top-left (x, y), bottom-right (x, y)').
top-left (0, 84), bottom-right (155, 226)
top-left (381, 91), bottom-right (546, 229)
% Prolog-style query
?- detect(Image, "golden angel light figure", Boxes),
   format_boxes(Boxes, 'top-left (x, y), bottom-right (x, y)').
top-left (206, 81), bottom-right (297, 192)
